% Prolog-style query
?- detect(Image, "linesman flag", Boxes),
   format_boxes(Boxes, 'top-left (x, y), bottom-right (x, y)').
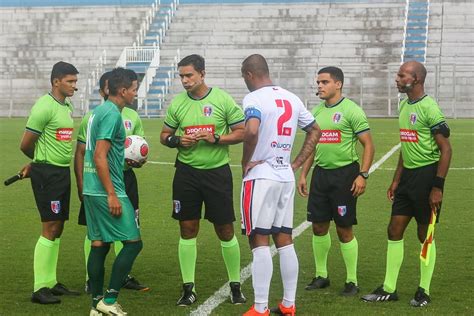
top-left (420, 207), bottom-right (437, 266)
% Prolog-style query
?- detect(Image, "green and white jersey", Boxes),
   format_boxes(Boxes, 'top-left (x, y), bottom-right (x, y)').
top-left (25, 93), bottom-right (74, 167)
top-left (83, 100), bottom-right (127, 197)
top-left (398, 95), bottom-right (446, 169)
top-left (78, 106), bottom-right (144, 171)
top-left (164, 87), bottom-right (245, 169)
top-left (311, 97), bottom-right (370, 169)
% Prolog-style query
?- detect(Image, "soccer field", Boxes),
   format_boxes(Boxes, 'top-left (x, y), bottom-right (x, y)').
top-left (0, 118), bottom-right (472, 315)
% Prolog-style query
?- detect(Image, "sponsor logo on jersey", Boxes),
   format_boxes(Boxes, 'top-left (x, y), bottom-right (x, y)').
top-left (319, 130), bottom-right (341, 143)
top-left (173, 200), bottom-right (181, 213)
top-left (400, 129), bottom-right (418, 142)
top-left (51, 200), bottom-right (61, 214)
top-left (410, 113), bottom-right (417, 125)
top-left (55, 128), bottom-right (73, 141)
top-left (333, 112), bottom-right (342, 123)
top-left (123, 120), bottom-right (132, 130)
top-left (270, 141), bottom-right (292, 151)
top-left (184, 125), bottom-right (215, 135)
top-left (337, 205), bottom-right (347, 217)
top-left (203, 105), bottom-right (213, 117)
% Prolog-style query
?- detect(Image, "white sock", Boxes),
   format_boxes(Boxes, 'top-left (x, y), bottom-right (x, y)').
top-left (252, 246), bottom-right (272, 313)
top-left (278, 244), bottom-right (298, 308)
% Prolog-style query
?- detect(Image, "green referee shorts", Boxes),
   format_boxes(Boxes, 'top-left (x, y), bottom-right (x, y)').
top-left (83, 195), bottom-right (140, 242)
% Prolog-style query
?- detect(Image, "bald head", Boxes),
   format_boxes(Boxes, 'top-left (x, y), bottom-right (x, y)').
top-left (400, 61), bottom-right (427, 84)
top-left (241, 54), bottom-right (270, 78)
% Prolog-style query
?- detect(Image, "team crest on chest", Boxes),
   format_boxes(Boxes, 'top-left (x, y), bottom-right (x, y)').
top-left (123, 120), bottom-right (132, 130)
top-left (332, 112), bottom-right (342, 123)
top-left (203, 105), bottom-right (213, 117)
top-left (409, 113), bottom-right (417, 125)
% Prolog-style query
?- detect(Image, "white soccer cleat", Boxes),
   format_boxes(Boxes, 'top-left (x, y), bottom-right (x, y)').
top-left (96, 299), bottom-right (128, 315)
top-left (89, 307), bottom-right (104, 316)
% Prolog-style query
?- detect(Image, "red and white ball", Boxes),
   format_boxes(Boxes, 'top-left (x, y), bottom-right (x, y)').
top-left (124, 135), bottom-right (149, 163)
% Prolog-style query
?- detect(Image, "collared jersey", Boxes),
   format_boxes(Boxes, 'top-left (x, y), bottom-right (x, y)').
top-left (78, 106), bottom-right (144, 171)
top-left (25, 93), bottom-right (74, 167)
top-left (164, 87), bottom-right (245, 169)
top-left (398, 95), bottom-right (446, 169)
top-left (311, 97), bottom-right (370, 169)
top-left (242, 86), bottom-right (315, 182)
top-left (83, 100), bottom-right (126, 197)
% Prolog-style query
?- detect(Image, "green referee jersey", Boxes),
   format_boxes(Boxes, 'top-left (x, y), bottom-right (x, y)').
top-left (78, 106), bottom-right (144, 171)
top-left (398, 95), bottom-right (446, 169)
top-left (83, 100), bottom-right (127, 197)
top-left (311, 97), bottom-right (370, 169)
top-left (164, 87), bottom-right (245, 169)
top-left (25, 93), bottom-right (74, 167)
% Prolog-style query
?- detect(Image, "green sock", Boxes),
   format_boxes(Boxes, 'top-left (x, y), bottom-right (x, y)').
top-left (114, 241), bottom-right (124, 256)
top-left (340, 237), bottom-right (358, 284)
top-left (106, 240), bottom-right (143, 304)
top-left (312, 233), bottom-right (331, 278)
top-left (84, 236), bottom-right (91, 281)
top-left (33, 236), bottom-right (57, 291)
top-left (420, 240), bottom-right (436, 295)
top-left (221, 235), bottom-right (241, 282)
top-left (383, 239), bottom-right (404, 293)
top-left (179, 237), bottom-right (197, 284)
top-left (52, 238), bottom-right (60, 287)
top-left (88, 245), bottom-right (110, 308)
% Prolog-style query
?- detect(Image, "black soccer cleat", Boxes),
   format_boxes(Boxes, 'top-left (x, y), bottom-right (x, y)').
top-left (31, 287), bottom-right (61, 304)
top-left (229, 282), bottom-right (246, 304)
top-left (50, 282), bottom-right (81, 296)
top-left (410, 287), bottom-right (431, 307)
top-left (176, 282), bottom-right (197, 306)
top-left (305, 276), bottom-right (330, 290)
top-left (123, 275), bottom-right (150, 291)
top-left (361, 285), bottom-right (398, 302)
top-left (340, 281), bottom-right (359, 297)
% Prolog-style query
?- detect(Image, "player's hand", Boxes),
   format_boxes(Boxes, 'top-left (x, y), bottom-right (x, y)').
top-left (351, 176), bottom-right (366, 197)
top-left (180, 134), bottom-right (198, 147)
top-left (77, 189), bottom-right (83, 202)
top-left (108, 193), bottom-right (122, 217)
top-left (429, 187), bottom-right (443, 211)
top-left (19, 163), bottom-right (31, 179)
top-left (242, 160), bottom-right (264, 177)
top-left (297, 176), bottom-right (309, 197)
top-left (126, 158), bottom-right (146, 168)
top-left (194, 131), bottom-right (214, 143)
top-left (387, 181), bottom-right (399, 202)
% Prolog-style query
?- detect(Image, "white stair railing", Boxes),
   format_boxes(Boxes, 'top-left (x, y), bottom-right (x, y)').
top-left (137, 45), bottom-right (161, 109)
top-left (81, 49), bottom-right (107, 114)
top-left (133, 0), bottom-right (161, 46)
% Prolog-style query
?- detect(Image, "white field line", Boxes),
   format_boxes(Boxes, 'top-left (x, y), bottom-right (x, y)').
top-left (188, 143), bottom-right (401, 316)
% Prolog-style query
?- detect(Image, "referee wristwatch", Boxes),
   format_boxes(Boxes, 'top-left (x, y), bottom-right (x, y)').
top-left (213, 133), bottom-right (220, 144)
top-left (359, 171), bottom-right (369, 179)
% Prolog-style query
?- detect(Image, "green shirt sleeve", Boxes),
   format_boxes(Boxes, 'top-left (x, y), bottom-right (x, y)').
top-left (164, 100), bottom-right (179, 129)
top-left (77, 112), bottom-right (91, 144)
top-left (97, 111), bottom-right (122, 141)
top-left (133, 115), bottom-right (145, 137)
top-left (26, 101), bottom-right (51, 134)
top-left (224, 93), bottom-right (245, 126)
top-left (425, 99), bottom-right (445, 128)
top-left (349, 105), bottom-right (370, 135)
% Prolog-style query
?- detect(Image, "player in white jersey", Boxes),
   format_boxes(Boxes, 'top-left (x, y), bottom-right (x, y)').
top-left (240, 54), bottom-right (321, 316)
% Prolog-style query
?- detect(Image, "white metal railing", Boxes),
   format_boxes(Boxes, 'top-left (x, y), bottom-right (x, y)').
top-left (80, 49), bottom-right (107, 114)
top-left (133, 0), bottom-right (161, 47)
top-left (116, 46), bottom-right (159, 67)
top-left (137, 46), bottom-right (161, 108)
top-left (423, 0), bottom-right (431, 63)
top-left (401, 0), bottom-right (410, 63)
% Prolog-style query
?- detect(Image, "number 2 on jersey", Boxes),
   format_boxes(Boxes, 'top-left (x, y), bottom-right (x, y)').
top-left (276, 99), bottom-right (292, 136)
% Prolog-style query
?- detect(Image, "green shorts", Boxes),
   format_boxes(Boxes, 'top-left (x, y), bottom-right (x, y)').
top-left (83, 195), bottom-right (140, 242)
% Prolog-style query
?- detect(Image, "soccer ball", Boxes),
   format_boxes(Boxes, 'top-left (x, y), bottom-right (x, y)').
top-left (124, 135), bottom-right (149, 163)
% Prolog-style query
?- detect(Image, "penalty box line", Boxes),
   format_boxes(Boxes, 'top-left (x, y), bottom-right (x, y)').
top-left (188, 143), bottom-right (401, 316)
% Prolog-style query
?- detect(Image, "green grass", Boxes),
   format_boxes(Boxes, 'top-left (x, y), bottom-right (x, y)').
top-left (0, 118), bottom-right (472, 315)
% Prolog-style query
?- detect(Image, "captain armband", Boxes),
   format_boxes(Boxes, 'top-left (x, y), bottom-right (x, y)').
top-left (431, 121), bottom-right (450, 138)
top-left (165, 135), bottom-right (181, 148)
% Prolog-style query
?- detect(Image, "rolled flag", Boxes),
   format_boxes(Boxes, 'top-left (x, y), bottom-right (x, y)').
top-left (420, 207), bottom-right (437, 266)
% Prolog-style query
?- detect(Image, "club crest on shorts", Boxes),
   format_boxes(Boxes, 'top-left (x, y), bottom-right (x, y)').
top-left (173, 200), bottom-right (181, 213)
top-left (51, 201), bottom-right (61, 214)
top-left (333, 112), bottom-right (342, 123)
top-left (203, 105), bottom-right (213, 117)
top-left (410, 113), bottom-right (417, 125)
top-left (337, 205), bottom-right (347, 217)
top-left (123, 119), bottom-right (132, 130)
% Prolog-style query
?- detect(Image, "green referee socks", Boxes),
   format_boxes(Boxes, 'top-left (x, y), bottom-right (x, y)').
top-left (383, 239), bottom-right (404, 293)
top-left (221, 235), bottom-right (241, 283)
top-left (33, 236), bottom-right (59, 291)
top-left (179, 237), bottom-right (197, 284)
top-left (340, 237), bottom-right (358, 284)
top-left (312, 233), bottom-right (331, 278)
top-left (84, 236), bottom-right (91, 281)
top-left (114, 240), bottom-right (124, 256)
top-left (420, 240), bottom-right (436, 295)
